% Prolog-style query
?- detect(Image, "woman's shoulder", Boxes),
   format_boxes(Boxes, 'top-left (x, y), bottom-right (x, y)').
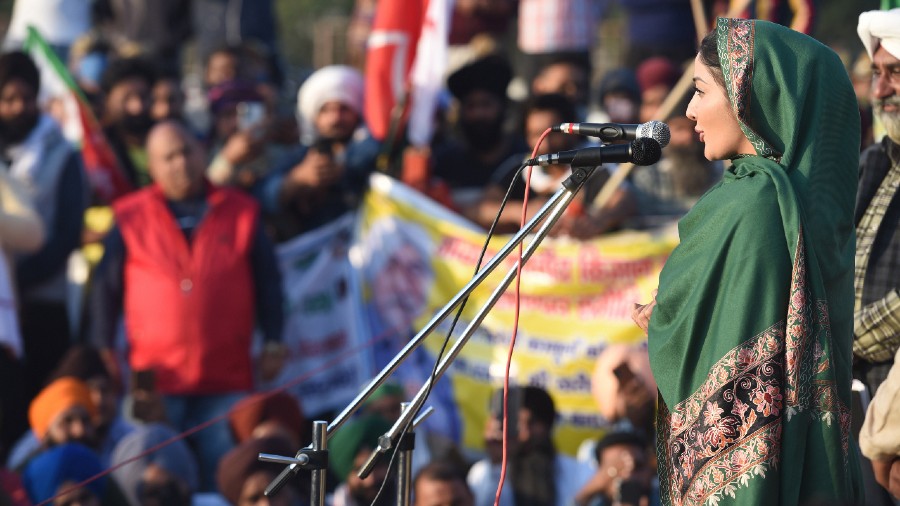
top-left (678, 163), bottom-right (785, 246)
top-left (697, 163), bottom-right (780, 216)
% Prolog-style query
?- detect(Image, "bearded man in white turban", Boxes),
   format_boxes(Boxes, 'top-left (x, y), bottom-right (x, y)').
top-left (855, 7), bottom-right (900, 502)
top-left (296, 65), bottom-right (365, 146)
top-left (259, 65), bottom-right (380, 242)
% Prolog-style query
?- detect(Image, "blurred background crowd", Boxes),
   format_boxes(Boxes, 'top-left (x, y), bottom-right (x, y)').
top-left (0, 0), bottom-right (893, 505)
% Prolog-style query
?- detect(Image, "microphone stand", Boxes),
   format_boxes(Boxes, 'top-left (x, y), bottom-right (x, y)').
top-left (396, 402), bottom-right (433, 506)
top-left (261, 164), bottom-right (600, 506)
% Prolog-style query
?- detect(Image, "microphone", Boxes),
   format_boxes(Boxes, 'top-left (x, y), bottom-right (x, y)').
top-left (553, 120), bottom-right (671, 148)
top-left (525, 138), bottom-right (662, 168)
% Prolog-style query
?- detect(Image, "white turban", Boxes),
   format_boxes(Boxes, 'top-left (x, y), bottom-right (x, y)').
top-left (858, 8), bottom-right (900, 60)
top-left (297, 65), bottom-right (364, 144)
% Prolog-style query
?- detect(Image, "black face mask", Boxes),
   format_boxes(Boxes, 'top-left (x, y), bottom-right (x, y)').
top-left (460, 115), bottom-right (505, 151)
top-left (0, 110), bottom-right (39, 145)
top-left (119, 112), bottom-right (154, 138)
top-left (138, 480), bottom-right (191, 506)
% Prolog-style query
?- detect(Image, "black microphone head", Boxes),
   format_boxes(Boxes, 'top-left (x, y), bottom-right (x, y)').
top-left (636, 121), bottom-right (671, 148)
top-left (630, 138), bottom-right (662, 166)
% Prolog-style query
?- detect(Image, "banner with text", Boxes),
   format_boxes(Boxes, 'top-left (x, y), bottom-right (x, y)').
top-left (266, 213), bottom-right (374, 417)
top-left (349, 174), bottom-right (678, 455)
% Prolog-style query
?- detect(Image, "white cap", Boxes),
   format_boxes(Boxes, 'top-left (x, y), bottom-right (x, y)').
top-left (858, 8), bottom-right (900, 60)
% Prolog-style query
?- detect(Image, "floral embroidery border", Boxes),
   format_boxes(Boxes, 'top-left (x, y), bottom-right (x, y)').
top-left (660, 321), bottom-right (785, 506)
top-left (658, 231), bottom-right (851, 505)
top-left (715, 17), bottom-right (780, 161)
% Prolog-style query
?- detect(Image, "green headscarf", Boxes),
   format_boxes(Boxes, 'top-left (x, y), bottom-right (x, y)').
top-left (649, 18), bottom-right (862, 506)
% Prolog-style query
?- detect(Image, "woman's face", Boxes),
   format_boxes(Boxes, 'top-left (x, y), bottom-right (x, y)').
top-left (686, 55), bottom-right (755, 161)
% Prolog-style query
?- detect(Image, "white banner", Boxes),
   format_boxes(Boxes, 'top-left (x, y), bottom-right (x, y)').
top-left (265, 213), bottom-right (373, 416)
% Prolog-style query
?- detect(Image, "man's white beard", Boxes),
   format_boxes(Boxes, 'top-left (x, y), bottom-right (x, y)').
top-left (875, 97), bottom-right (900, 143)
top-left (880, 112), bottom-right (900, 144)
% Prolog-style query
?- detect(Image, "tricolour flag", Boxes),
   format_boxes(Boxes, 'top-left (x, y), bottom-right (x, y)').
top-left (23, 26), bottom-right (132, 203)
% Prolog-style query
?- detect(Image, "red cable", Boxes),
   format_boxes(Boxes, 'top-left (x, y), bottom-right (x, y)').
top-left (493, 128), bottom-right (551, 506)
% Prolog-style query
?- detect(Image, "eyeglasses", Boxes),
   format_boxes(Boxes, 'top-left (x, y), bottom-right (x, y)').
top-left (872, 65), bottom-right (900, 86)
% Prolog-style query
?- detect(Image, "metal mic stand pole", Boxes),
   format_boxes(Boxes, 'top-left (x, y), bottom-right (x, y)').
top-left (357, 164), bottom-right (597, 476)
top-left (258, 420), bottom-right (328, 506)
top-left (396, 402), bottom-right (414, 506)
top-left (309, 422), bottom-right (327, 506)
top-left (263, 165), bottom-right (597, 505)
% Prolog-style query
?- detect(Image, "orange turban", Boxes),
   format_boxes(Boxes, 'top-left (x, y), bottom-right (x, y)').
top-left (29, 377), bottom-right (97, 440)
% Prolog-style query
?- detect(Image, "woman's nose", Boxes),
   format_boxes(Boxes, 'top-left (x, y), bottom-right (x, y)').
top-left (685, 97), bottom-right (698, 121)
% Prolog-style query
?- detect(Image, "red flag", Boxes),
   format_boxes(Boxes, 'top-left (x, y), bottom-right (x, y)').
top-left (76, 100), bottom-right (133, 202)
top-left (24, 26), bottom-right (133, 203)
top-left (364, 0), bottom-right (427, 141)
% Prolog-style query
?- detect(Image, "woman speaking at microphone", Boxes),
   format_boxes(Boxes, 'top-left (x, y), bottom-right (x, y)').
top-left (633, 18), bottom-right (863, 505)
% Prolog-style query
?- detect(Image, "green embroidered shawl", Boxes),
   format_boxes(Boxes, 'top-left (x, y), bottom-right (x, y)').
top-left (648, 18), bottom-right (863, 506)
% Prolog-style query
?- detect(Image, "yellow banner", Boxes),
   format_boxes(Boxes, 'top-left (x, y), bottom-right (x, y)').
top-left (351, 174), bottom-right (677, 455)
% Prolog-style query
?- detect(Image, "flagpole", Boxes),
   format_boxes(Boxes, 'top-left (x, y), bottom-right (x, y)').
top-left (376, 87), bottom-right (411, 174)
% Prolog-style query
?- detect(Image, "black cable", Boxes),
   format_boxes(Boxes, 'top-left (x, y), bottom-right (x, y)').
top-left (367, 162), bottom-right (530, 506)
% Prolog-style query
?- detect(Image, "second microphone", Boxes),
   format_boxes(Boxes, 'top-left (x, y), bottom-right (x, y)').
top-left (525, 138), bottom-right (662, 168)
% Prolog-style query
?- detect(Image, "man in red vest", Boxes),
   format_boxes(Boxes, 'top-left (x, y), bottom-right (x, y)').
top-left (89, 121), bottom-right (285, 490)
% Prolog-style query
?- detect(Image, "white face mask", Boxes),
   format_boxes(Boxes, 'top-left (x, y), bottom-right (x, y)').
top-left (604, 97), bottom-right (637, 123)
top-left (522, 164), bottom-right (571, 194)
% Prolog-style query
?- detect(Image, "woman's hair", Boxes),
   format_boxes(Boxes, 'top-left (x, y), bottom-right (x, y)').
top-left (698, 31), bottom-right (727, 91)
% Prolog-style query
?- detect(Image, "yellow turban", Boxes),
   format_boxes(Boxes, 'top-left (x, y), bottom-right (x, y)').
top-left (29, 377), bottom-right (96, 440)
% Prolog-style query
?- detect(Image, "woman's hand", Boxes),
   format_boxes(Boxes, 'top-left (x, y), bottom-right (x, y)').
top-left (631, 289), bottom-right (658, 335)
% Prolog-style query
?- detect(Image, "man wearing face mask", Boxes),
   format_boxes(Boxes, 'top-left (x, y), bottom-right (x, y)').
top-left (588, 68), bottom-right (641, 125)
top-left (99, 57), bottom-right (157, 188)
top-left (433, 54), bottom-right (527, 210)
top-left (0, 51), bottom-right (87, 403)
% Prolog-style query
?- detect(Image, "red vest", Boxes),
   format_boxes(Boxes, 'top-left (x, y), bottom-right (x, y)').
top-left (114, 184), bottom-right (259, 395)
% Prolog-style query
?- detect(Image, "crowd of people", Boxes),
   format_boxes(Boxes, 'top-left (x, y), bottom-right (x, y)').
top-left (0, 0), bottom-right (896, 506)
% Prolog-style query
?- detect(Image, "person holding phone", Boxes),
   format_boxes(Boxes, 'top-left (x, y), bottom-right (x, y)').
top-left (590, 343), bottom-right (656, 439)
top-left (258, 65), bottom-right (379, 242)
top-left (205, 81), bottom-right (277, 191)
top-left (573, 431), bottom-right (654, 506)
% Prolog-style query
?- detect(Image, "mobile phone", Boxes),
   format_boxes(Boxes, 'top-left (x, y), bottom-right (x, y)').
top-left (131, 369), bottom-right (157, 422)
top-left (310, 138), bottom-right (335, 156)
top-left (237, 101), bottom-right (265, 131)
top-left (132, 369), bottom-right (156, 392)
top-left (613, 362), bottom-right (635, 383)
top-left (617, 479), bottom-right (648, 505)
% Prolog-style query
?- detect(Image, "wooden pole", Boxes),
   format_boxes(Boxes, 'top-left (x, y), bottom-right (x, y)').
top-left (587, 0), bottom-right (726, 215)
top-left (588, 65), bottom-right (696, 211)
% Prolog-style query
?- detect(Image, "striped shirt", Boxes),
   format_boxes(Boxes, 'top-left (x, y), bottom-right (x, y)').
top-left (853, 137), bottom-right (900, 362)
top-left (517, 0), bottom-right (601, 54)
